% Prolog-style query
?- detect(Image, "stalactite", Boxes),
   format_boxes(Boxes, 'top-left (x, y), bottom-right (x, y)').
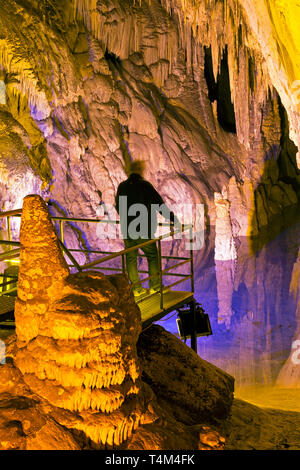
top-left (0, 41), bottom-right (51, 119)
top-left (72, 0), bottom-right (273, 152)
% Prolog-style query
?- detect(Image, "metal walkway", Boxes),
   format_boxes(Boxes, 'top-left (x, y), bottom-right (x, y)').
top-left (0, 206), bottom-right (199, 350)
top-left (138, 290), bottom-right (194, 328)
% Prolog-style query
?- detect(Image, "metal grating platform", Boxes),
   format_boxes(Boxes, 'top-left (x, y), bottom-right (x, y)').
top-left (139, 290), bottom-right (194, 328)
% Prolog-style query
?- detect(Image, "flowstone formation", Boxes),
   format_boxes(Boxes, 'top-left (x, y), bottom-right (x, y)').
top-left (0, 195), bottom-right (233, 450)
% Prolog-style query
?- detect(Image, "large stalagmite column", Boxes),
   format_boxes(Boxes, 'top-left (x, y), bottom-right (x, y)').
top-left (15, 194), bottom-right (69, 346)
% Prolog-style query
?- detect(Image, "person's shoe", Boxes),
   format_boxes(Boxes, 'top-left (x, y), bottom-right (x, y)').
top-left (149, 285), bottom-right (170, 295)
top-left (133, 287), bottom-right (148, 299)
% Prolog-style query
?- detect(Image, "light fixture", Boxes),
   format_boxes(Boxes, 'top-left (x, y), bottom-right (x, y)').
top-left (176, 303), bottom-right (212, 340)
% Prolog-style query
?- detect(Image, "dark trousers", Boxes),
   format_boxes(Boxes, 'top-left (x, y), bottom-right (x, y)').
top-left (124, 238), bottom-right (160, 292)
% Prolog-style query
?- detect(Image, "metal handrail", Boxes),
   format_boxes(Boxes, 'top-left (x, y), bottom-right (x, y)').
top-left (68, 248), bottom-right (190, 261)
top-left (0, 286), bottom-right (17, 295)
top-left (0, 209), bottom-right (22, 218)
top-left (0, 207), bottom-right (195, 311)
top-left (129, 257), bottom-right (191, 287)
top-left (58, 239), bottom-right (82, 272)
top-left (79, 225), bottom-right (191, 271)
top-left (0, 241), bottom-right (20, 246)
top-left (0, 274), bottom-right (18, 279)
top-left (0, 248), bottom-right (20, 262)
top-left (4, 211), bottom-right (179, 228)
top-left (77, 224), bottom-right (194, 311)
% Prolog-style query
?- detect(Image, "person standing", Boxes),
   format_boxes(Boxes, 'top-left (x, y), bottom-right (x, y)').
top-left (115, 160), bottom-right (180, 298)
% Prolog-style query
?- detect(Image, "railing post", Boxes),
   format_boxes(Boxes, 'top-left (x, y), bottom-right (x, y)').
top-left (121, 254), bottom-right (126, 275)
top-left (158, 239), bottom-right (163, 310)
top-left (7, 216), bottom-right (11, 242)
top-left (60, 220), bottom-right (64, 244)
top-left (188, 227), bottom-right (196, 352)
top-left (189, 226), bottom-right (194, 294)
top-left (190, 300), bottom-right (197, 353)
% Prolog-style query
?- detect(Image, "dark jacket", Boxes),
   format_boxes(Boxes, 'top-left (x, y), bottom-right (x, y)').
top-left (115, 173), bottom-right (176, 239)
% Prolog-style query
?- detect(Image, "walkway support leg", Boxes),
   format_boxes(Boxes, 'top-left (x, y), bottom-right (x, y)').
top-left (190, 300), bottom-right (197, 353)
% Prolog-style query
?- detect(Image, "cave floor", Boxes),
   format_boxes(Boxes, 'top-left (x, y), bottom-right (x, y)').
top-left (235, 385), bottom-right (300, 413)
top-left (224, 398), bottom-right (300, 450)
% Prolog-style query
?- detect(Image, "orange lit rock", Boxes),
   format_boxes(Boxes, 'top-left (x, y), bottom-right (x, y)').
top-left (14, 195), bottom-right (69, 345)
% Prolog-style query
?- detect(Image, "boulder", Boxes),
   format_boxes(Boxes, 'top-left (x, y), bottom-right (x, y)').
top-left (137, 325), bottom-right (234, 425)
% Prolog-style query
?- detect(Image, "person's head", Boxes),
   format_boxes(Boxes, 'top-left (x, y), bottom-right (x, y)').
top-left (126, 160), bottom-right (146, 178)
